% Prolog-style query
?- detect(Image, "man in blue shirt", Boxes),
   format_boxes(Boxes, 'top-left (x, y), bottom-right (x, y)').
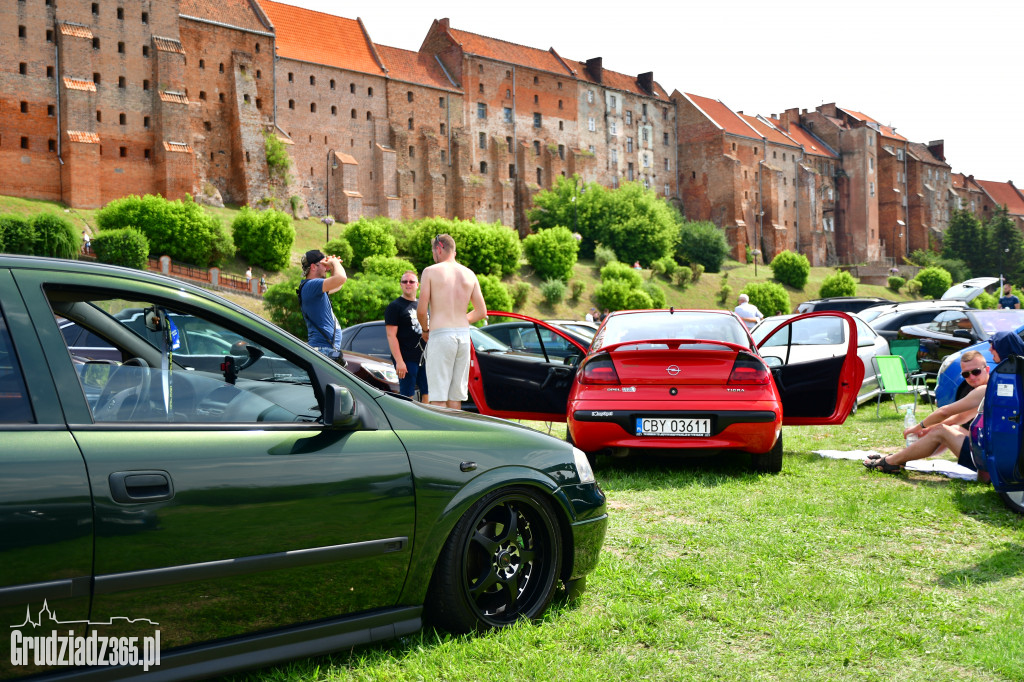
top-left (297, 249), bottom-right (347, 359)
top-left (999, 282), bottom-right (1020, 309)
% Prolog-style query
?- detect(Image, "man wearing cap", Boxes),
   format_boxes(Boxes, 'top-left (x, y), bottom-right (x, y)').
top-left (417, 234), bottom-right (486, 409)
top-left (297, 249), bottom-right (347, 360)
top-left (385, 270), bottom-right (429, 401)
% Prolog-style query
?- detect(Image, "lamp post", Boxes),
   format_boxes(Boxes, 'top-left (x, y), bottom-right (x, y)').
top-left (324, 149), bottom-right (337, 239)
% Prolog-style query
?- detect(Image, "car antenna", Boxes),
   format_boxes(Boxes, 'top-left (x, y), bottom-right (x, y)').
top-left (670, 307), bottom-right (675, 314)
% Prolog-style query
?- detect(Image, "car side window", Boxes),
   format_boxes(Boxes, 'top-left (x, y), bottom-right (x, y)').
top-left (930, 311), bottom-right (966, 334)
top-left (853, 317), bottom-right (875, 347)
top-left (46, 291), bottom-right (321, 425)
top-left (0, 308), bottom-right (34, 423)
top-left (350, 326), bottom-right (390, 358)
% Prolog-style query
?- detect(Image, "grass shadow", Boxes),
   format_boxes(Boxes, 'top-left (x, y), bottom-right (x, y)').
top-left (936, 542), bottom-right (1024, 587)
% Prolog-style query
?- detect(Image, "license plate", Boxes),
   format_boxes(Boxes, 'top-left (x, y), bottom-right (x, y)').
top-left (635, 417), bottom-right (711, 437)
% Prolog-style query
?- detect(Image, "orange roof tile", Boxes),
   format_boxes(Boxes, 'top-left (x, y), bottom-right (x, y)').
top-left (159, 91), bottom-right (190, 104)
top-left (180, 0), bottom-right (272, 33)
top-left (67, 131), bottom-right (99, 144)
top-left (837, 107), bottom-right (906, 141)
top-left (446, 26), bottom-right (573, 76)
top-left (63, 77), bottom-right (96, 92)
top-left (767, 117), bottom-right (837, 158)
top-left (59, 22), bottom-right (93, 39)
top-left (951, 173), bottom-right (973, 190)
top-left (683, 93), bottom-right (758, 140)
top-left (153, 36), bottom-right (185, 54)
top-left (376, 45), bottom-right (458, 92)
top-left (163, 141), bottom-right (194, 153)
top-left (975, 179), bottom-right (1024, 215)
top-left (571, 61), bottom-right (670, 102)
top-left (740, 115), bottom-right (799, 148)
top-left (335, 152), bottom-right (357, 164)
top-left (259, 0), bottom-right (385, 77)
top-left (907, 141), bottom-right (947, 167)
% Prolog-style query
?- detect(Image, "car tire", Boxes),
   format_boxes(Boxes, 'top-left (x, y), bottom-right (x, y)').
top-left (425, 487), bottom-right (562, 633)
top-left (999, 490), bottom-right (1024, 515)
top-left (752, 433), bottom-right (783, 473)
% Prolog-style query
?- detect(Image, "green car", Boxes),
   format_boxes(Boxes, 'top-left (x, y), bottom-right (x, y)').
top-left (0, 256), bottom-right (607, 680)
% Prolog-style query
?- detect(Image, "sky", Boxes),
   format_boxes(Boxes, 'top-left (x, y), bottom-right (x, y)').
top-left (289, 0), bottom-right (1021, 184)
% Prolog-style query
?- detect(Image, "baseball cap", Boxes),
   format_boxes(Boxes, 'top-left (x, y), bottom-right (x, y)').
top-left (301, 250), bottom-right (325, 269)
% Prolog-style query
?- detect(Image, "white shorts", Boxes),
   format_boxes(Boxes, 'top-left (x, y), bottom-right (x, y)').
top-left (424, 328), bottom-right (472, 402)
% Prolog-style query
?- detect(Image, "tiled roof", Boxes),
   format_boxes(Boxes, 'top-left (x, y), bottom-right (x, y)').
top-left (907, 141), bottom-right (948, 167)
top-left (335, 152), bottom-right (358, 164)
top-left (259, 0), bottom-right (385, 76)
top-left (67, 131), bottom-right (99, 144)
top-left (180, 0), bottom-right (272, 33)
top-left (159, 91), bottom-right (190, 104)
top-left (740, 115), bottom-right (799, 148)
top-left (447, 26), bottom-right (573, 76)
top-left (63, 77), bottom-right (96, 92)
top-left (683, 93), bottom-right (758, 140)
top-left (153, 36), bottom-right (185, 54)
top-left (951, 173), bottom-right (974, 190)
top-left (571, 61), bottom-right (670, 102)
top-left (59, 22), bottom-right (93, 39)
top-left (767, 117), bottom-right (837, 158)
top-left (376, 45), bottom-right (458, 92)
top-left (975, 179), bottom-right (1024, 215)
top-left (163, 141), bottom-right (193, 153)
top-left (837, 107), bottom-right (906, 141)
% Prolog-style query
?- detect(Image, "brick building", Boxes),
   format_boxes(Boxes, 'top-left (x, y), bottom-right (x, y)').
top-left (968, 178), bottom-right (1024, 231)
top-left (905, 140), bottom-right (952, 253)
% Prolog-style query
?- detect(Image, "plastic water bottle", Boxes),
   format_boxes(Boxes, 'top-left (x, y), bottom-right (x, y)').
top-left (903, 406), bottom-right (918, 447)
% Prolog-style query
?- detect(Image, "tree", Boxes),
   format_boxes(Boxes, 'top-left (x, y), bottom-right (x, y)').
top-left (942, 208), bottom-right (986, 277)
top-left (985, 206), bottom-right (1024, 284)
top-left (231, 207), bottom-right (295, 271)
top-left (528, 175), bottom-right (603, 258)
top-left (769, 250), bottom-right (810, 289)
top-left (522, 225), bottom-right (578, 282)
top-left (677, 220), bottom-right (729, 273)
top-left (915, 266), bottom-right (953, 298)
top-left (743, 282), bottom-right (790, 316)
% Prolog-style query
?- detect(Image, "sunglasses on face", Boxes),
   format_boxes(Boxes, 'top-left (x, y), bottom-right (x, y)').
top-left (961, 367), bottom-right (985, 379)
top-left (401, 279), bottom-right (417, 284)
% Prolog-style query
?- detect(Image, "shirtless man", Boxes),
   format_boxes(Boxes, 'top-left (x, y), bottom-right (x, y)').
top-left (417, 234), bottom-right (487, 409)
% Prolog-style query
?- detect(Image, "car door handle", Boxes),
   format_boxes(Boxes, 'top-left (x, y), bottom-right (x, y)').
top-left (109, 470), bottom-right (174, 503)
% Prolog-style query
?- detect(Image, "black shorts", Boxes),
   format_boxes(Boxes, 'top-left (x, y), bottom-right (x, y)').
top-left (957, 438), bottom-right (977, 471)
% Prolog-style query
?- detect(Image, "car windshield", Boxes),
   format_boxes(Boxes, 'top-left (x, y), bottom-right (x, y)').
top-left (596, 311), bottom-right (750, 350)
top-left (471, 327), bottom-right (511, 352)
top-left (857, 307), bottom-right (887, 323)
top-left (975, 310), bottom-right (1024, 337)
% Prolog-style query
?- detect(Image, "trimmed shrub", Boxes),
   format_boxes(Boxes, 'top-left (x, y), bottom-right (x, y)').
top-left (674, 266), bottom-right (692, 288)
top-left (0, 215), bottom-right (35, 254)
top-left (914, 266), bottom-right (953, 299)
top-left (92, 228), bottom-right (149, 270)
top-left (600, 261), bottom-right (643, 288)
top-left (691, 263), bottom-right (705, 282)
top-left (743, 282), bottom-right (791, 317)
top-left (594, 278), bottom-right (636, 312)
top-left (887, 276), bottom-right (905, 292)
top-left (971, 292), bottom-right (997, 310)
top-left (819, 270), bottom-right (857, 298)
top-left (769, 250), bottom-right (810, 289)
top-left (570, 280), bottom-right (585, 301)
top-left (650, 260), bottom-right (666, 278)
top-left (323, 236), bottom-right (354, 265)
top-left (361, 255), bottom-right (417, 281)
top-left (717, 283), bottom-right (733, 307)
top-left (642, 281), bottom-right (667, 308)
top-left (343, 218), bottom-right (397, 271)
top-left (477, 273), bottom-right (513, 314)
top-left (231, 207), bottom-right (295, 271)
top-left (523, 225), bottom-right (579, 282)
top-left (405, 218), bottom-right (521, 277)
top-left (263, 270), bottom-right (305, 338)
top-left (32, 213), bottom-right (80, 259)
top-left (334, 274), bottom-right (401, 327)
top-left (906, 279), bottom-right (922, 295)
top-left (540, 278), bottom-right (567, 305)
top-left (510, 281), bottom-right (531, 310)
top-left (594, 244), bottom-right (617, 268)
top-left (677, 220), bottom-right (729, 273)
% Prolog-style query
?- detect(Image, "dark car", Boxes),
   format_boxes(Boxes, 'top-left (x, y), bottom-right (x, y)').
top-left (339, 320), bottom-right (514, 363)
top-left (970, 354), bottom-right (1024, 515)
top-left (0, 256), bottom-right (606, 680)
top-left (796, 296), bottom-right (894, 314)
top-left (898, 308), bottom-right (1024, 377)
top-left (858, 300), bottom-right (970, 342)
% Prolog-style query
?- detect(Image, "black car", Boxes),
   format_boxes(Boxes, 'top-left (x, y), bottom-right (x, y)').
top-left (339, 320), bottom-right (514, 362)
top-left (858, 300), bottom-right (970, 342)
top-left (898, 308), bottom-right (1024, 376)
top-left (796, 296), bottom-right (894, 314)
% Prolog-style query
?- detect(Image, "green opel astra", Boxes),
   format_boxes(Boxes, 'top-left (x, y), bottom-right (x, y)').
top-left (0, 255), bottom-right (607, 680)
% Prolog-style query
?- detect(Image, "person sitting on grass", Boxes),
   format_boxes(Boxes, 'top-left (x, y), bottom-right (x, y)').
top-left (864, 331), bottom-right (1024, 474)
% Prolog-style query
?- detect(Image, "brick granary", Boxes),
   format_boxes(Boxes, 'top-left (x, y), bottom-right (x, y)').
top-left (2, 0), bottom-right (1020, 265)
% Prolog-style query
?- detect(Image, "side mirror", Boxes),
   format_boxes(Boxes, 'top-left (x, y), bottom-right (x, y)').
top-left (324, 383), bottom-right (362, 430)
top-left (761, 355), bottom-right (784, 369)
top-left (952, 329), bottom-right (974, 341)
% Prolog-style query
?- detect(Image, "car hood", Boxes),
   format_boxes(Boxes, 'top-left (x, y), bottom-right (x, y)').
top-left (941, 277), bottom-right (1000, 302)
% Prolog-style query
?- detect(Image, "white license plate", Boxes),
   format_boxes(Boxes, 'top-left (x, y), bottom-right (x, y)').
top-left (635, 417), bottom-right (711, 437)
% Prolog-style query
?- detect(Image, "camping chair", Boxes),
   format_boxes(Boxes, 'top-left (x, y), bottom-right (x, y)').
top-left (887, 338), bottom-right (928, 396)
top-left (872, 354), bottom-right (920, 417)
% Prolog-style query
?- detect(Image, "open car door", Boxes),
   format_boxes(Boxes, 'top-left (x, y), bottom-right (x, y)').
top-left (755, 311), bottom-right (863, 425)
top-left (468, 311), bottom-right (588, 422)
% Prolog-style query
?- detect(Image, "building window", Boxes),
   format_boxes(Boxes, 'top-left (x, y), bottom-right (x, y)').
top-left (663, 132), bottom-right (669, 145)
top-left (118, 76), bottom-right (126, 89)
top-left (628, 163), bottom-right (634, 181)
top-left (664, 158), bottom-right (670, 171)
top-left (610, 95), bottom-right (617, 110)
top-left (533, 140), bottom-right (540, 155)
top-left (478, 83), bottom-right (484, 93)
top-left (204, 121), bottom-right (211, 131)
top-left (199, 60), bottom-right (205, 69)
top-left (504, 107), bottom-right (513, 123)
top-left (219, 93), bottom-right (225, 102)
top-left (92, 37), bottom-right (100, 50)
top-left (477, 103), bottom-right (486, 119)
top-left (533, 94), bottom-right (539, 104)
top-left (331, 105), bottom-right (337, 115)
top-left (119, 147), bottom-right (127, 158)
top-left (18, 25), bottom-right (26, 38)
top-left (558, 144), bottom-right (565, 160)
top-left (47, 104), bottom-right (54, 116)
top-left (310, 75), bottom-right (316, 86)
top-left (46, 65), bottom-right (54, 78)
top-left (506, 136), bottom-right (513, 151)
top-left (870, 182), bottom-right (875, 197)
top-left (627, 137), bottom-right (633, 153)
top-left (479, 132), bottom-right (486, 149)
top-left (439, 96), bottom-right (445, 108)
top-left (141, 11), bottom-right (148, 23)
top-left (407, 91), bottom-right (414, 102)
top-left (142, 45), bottom-right (149, 57)
top-left (536, 167), bottom-right (542, 184)
top-left (731, 142), bottom-right (736, 151)
top-left (506, 88), bottom-right (511, 98)
top-left (533, 76), bottom-right (539, 85)
top-left (611, 149), bottom-right (618, 163)
top-left (20, 101), bottom-right (28, 113)
top-left (587, 90), bottom-right (594, 103)
top-left (610, 121), bottom-right (617, 135)
top-left (288, 100), bottom-right (295, 109)
top-left (626, 111), bottom-right (632, 125)
top-left (533, 113), bottom-right (541, 128)
top-left (288, 72), bottom-right (294, 82)
top-left (441, 150), bottom-right (446, 163)
top-left (440, 123), bottom-right (446, 135)
top-left (118, 41), bottom-right (125, 54)
top-left (19, 63), bottom-right (27, 75)
top-left (96, 110), bottom-right (101, 122)
top-left (558, 121), bottom-right (563, 131)
top-left (368, 87), bottom-right (373, 96)
top-left (480, 161), bottom-right (488, 174)
top-left (350, 108), bottom-right (356, 118)
top-left (92, 2), bottom-right (98, 14)
top-left (144, 116), bottom-right (150, 129)
top-left (588, 117), bottom-right (596, 132)
top-left (642, 128), bottom-right (649, 142)
top-left (409, 146), bottom-right (415, 158)
top-left (310, 103), bottom-right (316, 113)
top-left (20, 137), bottom-right (29, 150)
top-left (642, 155), bottom-right (649, 168)
top-left (48, 139), bottom-right (56, 152)
top-left (243, 94), bottom-right (250, 103)
top-left (93, 72), bottom-right (101, 85)
top-left (408, 117), bottom-right (413, 130)
top-left (199, 90), bottom-right (207, 100)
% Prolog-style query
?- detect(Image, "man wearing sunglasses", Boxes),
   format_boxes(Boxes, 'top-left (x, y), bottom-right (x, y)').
top-left (385, 270), bottom-right (428, 401)
top-left (865, 349), bottom-right (991, 474)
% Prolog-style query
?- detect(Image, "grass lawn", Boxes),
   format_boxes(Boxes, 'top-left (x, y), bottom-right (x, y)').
top-left (229, 402), bottom-right (1024, 682)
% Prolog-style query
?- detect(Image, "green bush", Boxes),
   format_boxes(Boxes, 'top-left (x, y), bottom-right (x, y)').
top-left (31, 213), bottom-right (80, 259)
top-left (717, 283), bottom-right (733, 306)
top-left (743, 282), bottom-right (791, 317)
top-left (887, 276), bottom-right (905, 292)
top-left (654, 256), bottom-right (678, 279)
top-left (819, 270), bottom-right (857, 298)
top-left (389, 219), bottom-right (418, 257)
top-left (344, 218), bottom-right (398, 271)
top-left (677, 220), bottom-right (729, 273)
top-left (769, 250), bottom-right (810, 289)
top-left (600, 261), bottom-right (643, 288)
top-left (914, 266), bottom-right (953, 299)
top-left (405, 218), bottom-right (521, 277)
top-left (691, 263), bottom-right (704, 282)
top-left (593, 279), bottom-right (634, 312)
top-left (263, 270), bottom-right (305, 338)
top-left (334, 274), bottom-right (401, 327)
top-left (510, 281), bottom-right (531, 310)
top-left (594, 244), bottom-right (617, 268)
top-left (264, 131), bottom-right (292, 185)
top-left (650, 260), bottom-right (666, 278)
top-left (540, 278), bottom-right (567, 305)
top-left (361, 255), bottom-right (417, 281)
top-left (477, 274), bottom-right (513, 313)
top-left (909, 249), bottom-right (970, 283)
top-left (674, 266), bottom-right (692, 288)
top-left (323, 236), bottom-right (354, 265)
top-left (0, 215), bottom-right (35, 254)
top-left (570, 280), bottom-right (585, 302)
top-left (523, 225), bottom-right (579, 282)
top-left (642, 281), bottom-right (666, 308)
top-left (971, 292), bottom-right (997, 309)
top-left (906, 279), bottom-right (922, 295)
top-left (91, 228), bottom-right (149, 270)
top-left (231, 207), bottom-right (295, 271)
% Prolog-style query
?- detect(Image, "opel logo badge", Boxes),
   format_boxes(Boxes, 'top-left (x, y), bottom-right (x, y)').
top-left (666, 365), bottom-right (680, 376)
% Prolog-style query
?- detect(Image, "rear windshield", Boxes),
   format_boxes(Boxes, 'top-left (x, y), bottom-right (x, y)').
top-left (596, 312), bottom-right (750, 350)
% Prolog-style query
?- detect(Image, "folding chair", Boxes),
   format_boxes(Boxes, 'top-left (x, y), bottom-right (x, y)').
top-left (887, 338), bottom-right (927, 394)
top-left (872, 354), bottom-right (919, 417)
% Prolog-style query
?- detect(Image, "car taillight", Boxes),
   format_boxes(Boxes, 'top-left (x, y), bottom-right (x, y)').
top-left (729, 353), bottom-right (771, 385)
top-left (580, 355), bottom-right (619, 385)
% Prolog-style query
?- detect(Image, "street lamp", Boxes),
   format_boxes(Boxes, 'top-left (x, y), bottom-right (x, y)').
top-left (321, 216), bottom-right (334, 243)
top-left (324, 148), bottom-right (337, 238)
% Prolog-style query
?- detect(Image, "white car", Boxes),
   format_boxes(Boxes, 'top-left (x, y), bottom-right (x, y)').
top-left (752, 313), bottom-right (890, 406)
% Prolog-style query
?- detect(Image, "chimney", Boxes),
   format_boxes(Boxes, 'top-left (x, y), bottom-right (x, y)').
top-left (637, 71), bottom-right (654, 94)
top-left (927, 139), bottom-right (945, 162)
top-left (585, 57), bottom-right (603, 83)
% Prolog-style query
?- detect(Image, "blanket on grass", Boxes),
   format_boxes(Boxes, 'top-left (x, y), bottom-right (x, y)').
top-left (813, 449), bottom-right (978, 481)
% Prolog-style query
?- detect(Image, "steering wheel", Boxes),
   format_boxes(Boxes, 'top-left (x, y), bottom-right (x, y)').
top-left (93, 357), bottom-right (152, 421)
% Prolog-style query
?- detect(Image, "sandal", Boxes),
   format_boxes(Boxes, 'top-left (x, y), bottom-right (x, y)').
top-left (864, 455), bottom-right (903, 473)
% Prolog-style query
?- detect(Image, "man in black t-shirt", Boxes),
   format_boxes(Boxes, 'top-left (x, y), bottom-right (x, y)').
top-left (385, 270), bottom-right (429, 401)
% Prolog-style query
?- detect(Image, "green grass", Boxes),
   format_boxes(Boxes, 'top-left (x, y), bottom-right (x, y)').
top-left (225, 404), bottom-right (1024, 681)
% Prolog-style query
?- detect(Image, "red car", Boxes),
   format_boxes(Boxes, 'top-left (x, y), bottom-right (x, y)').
top-left (470, 309), bottom-right (863, 472)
